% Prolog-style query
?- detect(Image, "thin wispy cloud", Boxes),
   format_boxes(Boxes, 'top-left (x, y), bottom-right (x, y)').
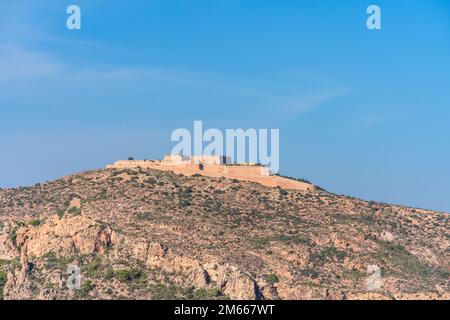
top-left (0, 44), bottom-right (348, 122)
top-left (0, 1), bottom-right (349, 122)
top-left (261, 88), bottom-right (350, 117)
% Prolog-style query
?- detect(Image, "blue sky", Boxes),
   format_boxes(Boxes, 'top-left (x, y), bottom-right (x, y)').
top-left (0, 0), bottom-right (449, 212)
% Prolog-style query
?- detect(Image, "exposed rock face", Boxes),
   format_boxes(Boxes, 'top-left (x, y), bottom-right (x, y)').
top-left (0, 168), bottom-right (448, 300)
top-left (14, 215), bottom-right (113, 258)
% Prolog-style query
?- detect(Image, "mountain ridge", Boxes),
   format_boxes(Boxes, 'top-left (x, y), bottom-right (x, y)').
top-left (0, 167), bottom-right (448, 300)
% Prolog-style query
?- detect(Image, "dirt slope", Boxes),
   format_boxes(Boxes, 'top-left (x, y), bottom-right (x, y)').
top-left (0, 168), bottom-right (448, 300)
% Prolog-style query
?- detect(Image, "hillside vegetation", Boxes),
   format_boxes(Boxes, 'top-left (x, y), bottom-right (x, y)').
top-left (0, 168), bottom-right (448, 300)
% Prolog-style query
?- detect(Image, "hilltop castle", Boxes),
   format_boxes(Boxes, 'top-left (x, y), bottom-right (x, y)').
top-left (106, 154), bottom-right (315, 191)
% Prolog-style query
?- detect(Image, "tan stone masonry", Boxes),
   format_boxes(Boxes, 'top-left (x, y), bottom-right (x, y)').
top-left (106, 156), bottom-right (315, 191)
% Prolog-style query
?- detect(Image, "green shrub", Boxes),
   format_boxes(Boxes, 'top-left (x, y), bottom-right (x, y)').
top-left (300, 268), bottom-right (319, 278)
top-left (80, 280), bottom-right (95, 296)
top-left (266, 273), bottom-right (279, 284)
top-left (103, 268), bottom-right (115, 280)
top-left (68, 207), bottom-right (81, 215)
top-left (28, 220), bottom-right (41, 227)
top-left (84, 258), bottom-right (102, 277)
top-left (145, 178), bottom-right (157, 185)
top-left (42, 251), bottom-right (70, 269)
top-left (194, 288), bottom-right (208, 299)
top-left (0, 271), bottom-right (7, 300)
top-left (9, 230), bottom-right (17, 246)
top-left (179, 200), bottom-right (191, 207)
top-left (114, 268), bottom-right (145, 282)
top-left (56, 208), bottom-right (65, 218)
top-left (311, 245), bottom-right (347, 263)
top-left (207, 287), bottom-right (222, 297)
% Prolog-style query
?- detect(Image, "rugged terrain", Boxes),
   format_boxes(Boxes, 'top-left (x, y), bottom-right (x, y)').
top-left (0, 168), bottom-right (448, 300)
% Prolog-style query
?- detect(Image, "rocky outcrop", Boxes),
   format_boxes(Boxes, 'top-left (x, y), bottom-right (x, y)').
top-left (0, 168), bottom-right (448, 300)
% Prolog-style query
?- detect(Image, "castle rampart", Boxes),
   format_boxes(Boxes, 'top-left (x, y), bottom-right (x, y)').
top-left (106, 155), bottom-right (314, 191)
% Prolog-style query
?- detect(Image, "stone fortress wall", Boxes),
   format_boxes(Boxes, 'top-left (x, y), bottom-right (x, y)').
top-left (106, 155), bottom-right (315, 191)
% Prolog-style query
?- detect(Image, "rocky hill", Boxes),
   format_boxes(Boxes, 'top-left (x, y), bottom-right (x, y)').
top-left (0, 168), bottom-right (448, 300)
